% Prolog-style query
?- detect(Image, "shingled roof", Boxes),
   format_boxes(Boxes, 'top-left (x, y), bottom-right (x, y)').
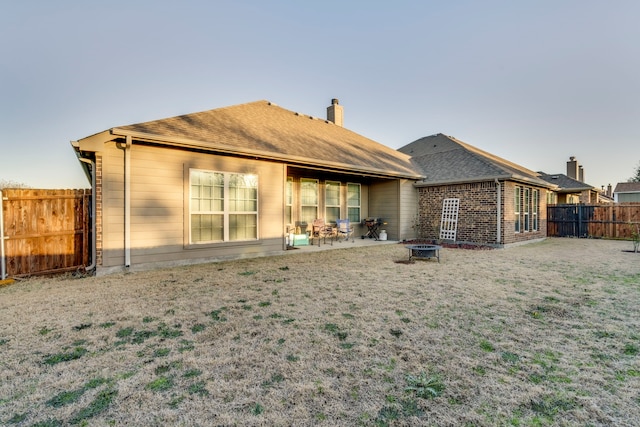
top-left (399, 133), bottom-right (554, 188)
top-left (538, 173), bottom-right (594, 193)
top-left (614, 182), bottom-right (640, 193)
top-left (108, 100), bottom-right (422, 179)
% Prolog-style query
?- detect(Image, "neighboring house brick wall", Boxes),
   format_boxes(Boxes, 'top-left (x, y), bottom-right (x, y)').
top-left (502, 181), bottom-right (547, 245)
top-left (96, 154), bottom-right (103, 268)
top-left (417, 181), bottom-right (548, 246)
top-left (417, 181), bottom-right (499, 245)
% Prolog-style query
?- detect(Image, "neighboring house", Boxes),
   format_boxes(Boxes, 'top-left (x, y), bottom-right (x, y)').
top-left (72, 100), bottom-right (423, 275)
top-left (539, 157), bottom-right (612, 204)
top-left (538, 173), bottom-right (605, 204)
top-left (614, 182), bottom-right (640, 203)
top-left (398, 133), bottom-right (556, 246)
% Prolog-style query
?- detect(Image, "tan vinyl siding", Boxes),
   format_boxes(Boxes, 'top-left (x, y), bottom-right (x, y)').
top-left (98, 143), bottom-right (285, 273)
top-left (619, 193), bottom-right (640, 203)
top-left (368, 179), bottom-right (399, 240)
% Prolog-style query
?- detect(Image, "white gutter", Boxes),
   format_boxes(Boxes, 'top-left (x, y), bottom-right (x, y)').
top-left (125, 135), bottom-right (132, 267)
top-left (0, 189), bottom-right (6, 280)
top-left (79, 158), bottom-right (96, 271)
top-left (495, 179), bottom-right (501, 244)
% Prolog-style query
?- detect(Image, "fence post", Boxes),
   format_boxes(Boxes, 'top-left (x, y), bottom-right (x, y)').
top-left (578, 205), bottom-right (583, 237)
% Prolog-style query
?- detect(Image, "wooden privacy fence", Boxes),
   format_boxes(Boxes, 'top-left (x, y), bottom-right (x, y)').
top-left (547, 203), bottom-right (640, 239)
top-left (1, 189), bottom-right (91, 277)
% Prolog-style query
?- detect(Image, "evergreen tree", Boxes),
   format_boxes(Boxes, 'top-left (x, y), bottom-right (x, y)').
top-left (629, 162), bottom-right (640, 183)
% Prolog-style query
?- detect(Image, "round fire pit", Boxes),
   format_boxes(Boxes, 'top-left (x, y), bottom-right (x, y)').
top-left (405, 244), bottom-right (442, 262)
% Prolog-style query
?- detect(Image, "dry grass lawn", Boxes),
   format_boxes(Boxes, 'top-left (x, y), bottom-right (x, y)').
top-left (1, 238), bottom-right (639, 426)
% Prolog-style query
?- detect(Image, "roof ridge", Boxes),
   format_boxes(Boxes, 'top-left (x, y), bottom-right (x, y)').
top-left (445, 135), bottom-right (540, 178)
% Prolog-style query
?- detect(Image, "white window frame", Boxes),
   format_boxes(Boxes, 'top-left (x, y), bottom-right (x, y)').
top-left (285, 177), bottom-right (293, 226)
top-left (325, 181), bottom-right (341, 224)
top-left (524, 187), bottom-right (530, 232)
top-left (515, 186), bottom-right (521, 233)
top-left (300, 178), bottom-right (318, 224)
top-left (532, 189), bottom-right (539, 231)
top-left (347, 183), bottom-right (361, 223)
top-left (189, 169), bottom-right (258, 243)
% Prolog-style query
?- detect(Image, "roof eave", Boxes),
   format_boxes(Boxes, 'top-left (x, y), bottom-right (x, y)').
top-left (110, 128), bottom-right (423, 180)
top-left (414, 174), bottom-right (556, 189)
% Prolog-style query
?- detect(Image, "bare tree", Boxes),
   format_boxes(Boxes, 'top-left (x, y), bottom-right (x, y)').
top-left (0, 179), bottom-right (30, 189)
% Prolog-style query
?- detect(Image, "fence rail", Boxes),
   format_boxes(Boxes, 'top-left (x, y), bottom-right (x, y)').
top-left (547, 203), bottom-right (640, 239)
top-left (1, 188), bottom-right (91, 277)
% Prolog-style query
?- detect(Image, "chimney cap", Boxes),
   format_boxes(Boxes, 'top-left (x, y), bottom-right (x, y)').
top-left (331, 98), bottom-right (339, 105)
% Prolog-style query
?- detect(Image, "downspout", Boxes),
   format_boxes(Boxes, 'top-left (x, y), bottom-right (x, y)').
top-left (0, 189), bottom-right (6, 280)
top-left (79, 158), bottom-right (96, 271)
top-left (125, 135), bottom-right (132, 267)
top-left (495, 179), bottom-right (501, 244)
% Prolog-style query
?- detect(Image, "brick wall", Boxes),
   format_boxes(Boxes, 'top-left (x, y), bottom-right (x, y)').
top-left (501, 181), bottom-right (547, 245)
top-left (417, 180), bottom-right (548, 246)
top-left (417, 181), bottom-right (499, 244)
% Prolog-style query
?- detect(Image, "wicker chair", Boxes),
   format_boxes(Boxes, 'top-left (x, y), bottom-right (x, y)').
top-left (311, 218), bottom-right (335, 246)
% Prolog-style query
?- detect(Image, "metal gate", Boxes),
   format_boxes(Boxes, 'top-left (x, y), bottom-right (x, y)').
top-left (547, 204), bottom-right (594, 237)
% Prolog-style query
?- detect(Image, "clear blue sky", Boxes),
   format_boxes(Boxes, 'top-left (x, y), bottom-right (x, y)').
top-left (1, 1), bottom-right (638, 190)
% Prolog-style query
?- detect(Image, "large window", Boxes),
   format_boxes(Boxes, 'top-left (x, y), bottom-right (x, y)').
top-left (285, 177), bottom-right (293, 226)
top-left (524, 188), bottom-right (530, 232)
top-left (532, 189), bottom-right (539, 231)
top-left (514, 186), bottom-right (521, 233)
top-left (515, 185), bottom-right (540, 233)
top-left (190, 170), bottom-right (257, 243)
top-left (325, 181), bottom-right (340, 223)
top-left (347, 183), bottom-right (361, 223)
top-left (300, 178), bottom-right (318, 224)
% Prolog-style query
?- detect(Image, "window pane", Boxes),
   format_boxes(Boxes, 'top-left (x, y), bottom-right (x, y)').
top-left (348, 207), bottom-right (360, 223)
top-left (325, 182), bottom-right (340, 206)
top-left (533, 190), bottom-right (539, 231)
top-left (229, 214), bottom-right (257, 240)
top-left (191, 214), bottom-right (223, 242)
top-left (347, 184), bottom-right (361, 223)
top-left (524, 188), bottom-right (530, 231)
top-left (229, 173), bottom-right (258, 213)
top-left (190, 170), bottom-right (223, 214)
top-left (347, 183), bottom-right (360, 207)
top-left (515, 187), bottom-right (521, 233)
top-left (301, 179), bottom-right (318, 225)
top-left (285, 205), bottom-right (292, 225)
top-left (301, 206), bottom-right (317, 224)
top-left (286, 177), bottom-right (293, 205)
top-left (301, 179), bottom-right (318, 205)
top-left (325, 207), bottom-right (340, 223)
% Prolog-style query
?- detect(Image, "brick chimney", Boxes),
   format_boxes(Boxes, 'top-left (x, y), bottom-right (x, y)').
top-left (326, 98), bottom-right (343, 127)
top-left (567, 156), bottom-right (579, 181)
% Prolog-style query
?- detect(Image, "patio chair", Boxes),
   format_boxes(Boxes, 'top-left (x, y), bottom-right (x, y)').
top-left (335, 219), bottom-right (354, 243)
top-left (311, 218), bottom-right (335, 246)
